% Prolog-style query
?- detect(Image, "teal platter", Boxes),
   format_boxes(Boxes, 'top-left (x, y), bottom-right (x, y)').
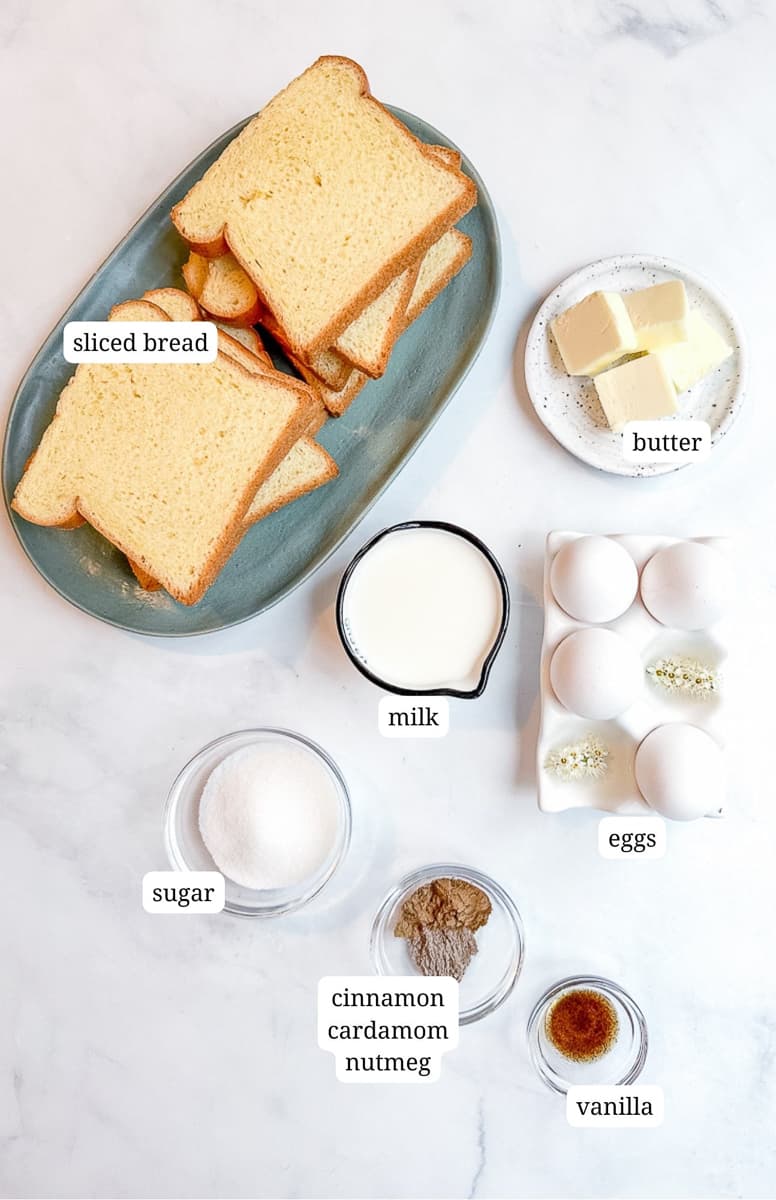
top-left (2, 107), bottom-right (501, 636)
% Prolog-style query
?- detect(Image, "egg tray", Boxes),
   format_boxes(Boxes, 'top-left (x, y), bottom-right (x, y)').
top-left (537, 531), bottom-right (730, 816)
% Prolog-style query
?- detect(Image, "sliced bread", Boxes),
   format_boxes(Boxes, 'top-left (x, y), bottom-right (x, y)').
top-left (182, 252), bottom-right (264, 326)
top-left (13, 300), bottom-right (313, 604)
top-left (294, 227), bottom-right (473, 416)
top-left (181, 143), bottom-right (466, 385)
top-left (216, 323), bottom-right (267, 361)
top-left (183, 252), bottom-right (352, 390)
top-left (171, 56), bottom-right (476, 357)
top-left (128, 432), bottom-right (338, 590)
top-left (406, 228), bottom-right (472, 324)
top-left (145, 288), bottom-right (330, 460)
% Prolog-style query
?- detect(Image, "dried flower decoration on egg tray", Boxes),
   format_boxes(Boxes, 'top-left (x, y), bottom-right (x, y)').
top-left (646, 655), bottom-right (719, 700)
top-left (544, 735), bottom-right (609, 782)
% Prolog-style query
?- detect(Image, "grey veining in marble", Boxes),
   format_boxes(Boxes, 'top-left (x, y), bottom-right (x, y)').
top-left (1, 1), bottom-right (775, 1198)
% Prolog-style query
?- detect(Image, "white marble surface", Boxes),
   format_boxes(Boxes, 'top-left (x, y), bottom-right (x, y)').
top-left (1, 2), bottom-right (775, 1197)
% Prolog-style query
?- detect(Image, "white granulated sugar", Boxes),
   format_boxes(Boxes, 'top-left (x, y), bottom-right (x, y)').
top-left (198, 742), bottom-right (340, 890)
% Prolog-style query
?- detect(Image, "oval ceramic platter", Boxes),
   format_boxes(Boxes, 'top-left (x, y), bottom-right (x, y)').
top-left (2, 107), bottom-right (500, 636)
top-left (524, 254), bottom-right (746, 478)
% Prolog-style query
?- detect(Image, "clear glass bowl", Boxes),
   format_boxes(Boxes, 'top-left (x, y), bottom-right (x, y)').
top-left (163, 728), bottom-right (352, 917)
top-left (527, 975), bottom-right (648, 1093)
top-left (370, 864), bottom-right (524, 1024)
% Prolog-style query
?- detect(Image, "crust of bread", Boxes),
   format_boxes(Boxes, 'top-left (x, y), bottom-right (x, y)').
top-left (405, 231), bottom-right (472, 325)
top-left (334, 259), bottom-right (420, 379)
top-left (127, 559), bottom-right (161, 590)
top-left (204, 292), bottom-right (264, 328)
top-left (254, 306), bottom-right (352, 390)
top-left (182, 234), bottom-right (230, 260)
top-left (183, 252), bottom-right (264, 326)
top-left (143, 287), bottom-right (202, 321)
top-left (172, 57), bottom-right (476, 357)
top-left (249, 439), bottom-right (339, 523)
top-left (218, 324), bottom-right (266, 359)
top-left (291, 356), bottom-right (368, 417)
top-left (182, 254), bottom-right (208, 298)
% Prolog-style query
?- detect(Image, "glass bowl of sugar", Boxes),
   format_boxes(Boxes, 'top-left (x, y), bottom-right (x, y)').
top-left (164, 728), bottom-right (352, 916)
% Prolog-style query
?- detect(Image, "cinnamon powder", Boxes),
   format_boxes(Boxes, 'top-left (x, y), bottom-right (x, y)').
top-left (395, 878), bottom-right (492, 981)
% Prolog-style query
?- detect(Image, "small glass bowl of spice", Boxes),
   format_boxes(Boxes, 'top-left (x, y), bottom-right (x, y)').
top-left (164, 728), bottom-right (352, 917)
top-left (370, 864), bottom-right (524, 1024)
top-left (527, 975), bottom-right (648, 1093)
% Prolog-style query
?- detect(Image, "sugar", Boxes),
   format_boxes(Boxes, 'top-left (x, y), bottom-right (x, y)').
top-left (198, 742), bottom-right (339, 890)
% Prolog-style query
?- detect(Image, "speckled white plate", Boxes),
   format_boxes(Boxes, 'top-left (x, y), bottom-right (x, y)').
top-left (524, 254), bottom-right (747, 477)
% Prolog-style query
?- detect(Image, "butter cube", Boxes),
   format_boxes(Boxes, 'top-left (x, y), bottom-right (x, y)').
top-left (550, 291), bottom-right (637, 376)
top-left (656, 311), bottom-right (733, 392)
top-left (624, 280), bottom-right (689, 352)
top-left (594, 353), bottom-right (678, 431)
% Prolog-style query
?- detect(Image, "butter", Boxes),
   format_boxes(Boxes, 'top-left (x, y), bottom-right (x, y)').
top-left (624, 280), bottom-right (689, 352)
top-left (550, 291), bottom-right (637, 376)
top-left (594, 354), bottom-right (678, 431)
top-left (656, 311), bottom-right (733, 392)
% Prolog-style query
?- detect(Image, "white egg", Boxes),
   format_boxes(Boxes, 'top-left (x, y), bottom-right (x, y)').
top-left (550, 628), bottom-right (642, 719)
top-left (640, 541), bottom-right (730, 630)
top-left (550, 535), bottom-right (638, 624)
top-left (635, 723), bottom-right (724, 820)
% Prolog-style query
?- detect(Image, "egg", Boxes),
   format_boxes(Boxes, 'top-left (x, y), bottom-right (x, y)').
top-left (550, 535), bottom-right (638, 624)
top-left (635, 723), bottom-right (724, 820)
top-left (640, 541), bottom-right (730, 630)
top-left (550, 628), bottom-right (642, 719)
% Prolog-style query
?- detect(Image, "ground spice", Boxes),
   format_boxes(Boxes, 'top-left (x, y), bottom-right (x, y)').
top-left (545, 989), bottom-right (618, 1062)
top-left (408, 927), bottom-right (478, 981)
top-left (395, 878), bottom-right (492, 981)
top-left (394, 878), bottom-right (491, 937)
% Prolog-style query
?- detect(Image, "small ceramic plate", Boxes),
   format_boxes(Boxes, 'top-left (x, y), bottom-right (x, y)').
top-left (2, 108), bottom-right (500, 636)
top-left (524, 254), bottom-right (746, 477)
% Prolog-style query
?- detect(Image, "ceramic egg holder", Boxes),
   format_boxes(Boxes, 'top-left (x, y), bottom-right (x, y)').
top-left (538, 532), bottom-right (730, 816)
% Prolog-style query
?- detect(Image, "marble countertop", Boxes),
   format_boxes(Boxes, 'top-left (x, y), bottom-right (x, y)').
top-left (2, 1), bottom-right (774, 1197)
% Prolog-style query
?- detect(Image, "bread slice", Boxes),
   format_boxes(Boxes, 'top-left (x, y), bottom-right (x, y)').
top-left (181, 144), bottom-right (466, 386)
top-left (217, 323), bottom-right (267, 361)
top-left (294, 226), bottom-right (473, 416)
top-left (171, 56), bottom-right (476, 357)
top-left (406, 228), bottom-right (472, 324)
top-left (151, 285), bottom-right (271, 366)
top-left (183, 252), bottom-right (264, 326)
top-left (13, 300), bottom-right (313, 604)
top-left (145, 289), bottom-right (329, 465)
top-left (331, 147), bottom-right (462, 378)
top-left (128, 431), bottom-right (338, 589)
top-left (183, 255), bottom-right (352, 388)
top-left (183, 251), bottom-right (352, 389)
top-left (126, 290), bottom-right (334, 589)
top-left (144, 288), bottom-right (327, 433)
